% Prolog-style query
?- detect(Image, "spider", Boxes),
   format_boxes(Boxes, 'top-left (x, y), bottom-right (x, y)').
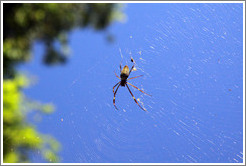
top-left (113, 60), bottom-right (151, 111)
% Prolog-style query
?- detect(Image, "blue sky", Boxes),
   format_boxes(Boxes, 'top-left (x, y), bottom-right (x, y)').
top-left (21, 3), bottom-right (243, 163)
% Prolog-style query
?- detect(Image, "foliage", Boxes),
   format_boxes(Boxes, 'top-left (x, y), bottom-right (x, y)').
top-left (3, 3), bottom-right (125, 78)
top-left (3, 75), bottom-right (60, 163)
top-left (3, 3), bottom-right (124, 162)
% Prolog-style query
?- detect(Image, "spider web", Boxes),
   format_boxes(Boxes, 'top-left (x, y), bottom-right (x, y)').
top-left (28, 3), bottom-right (244, 163)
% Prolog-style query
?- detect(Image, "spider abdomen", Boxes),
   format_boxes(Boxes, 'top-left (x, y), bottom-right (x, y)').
top-left (120, 65), bottom-right (129, 81)
top-left (121, 66), bottom-right (129, 75)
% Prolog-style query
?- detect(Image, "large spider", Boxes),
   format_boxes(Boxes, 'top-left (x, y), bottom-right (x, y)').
top-left (113, 59), bottom-right (151, 111)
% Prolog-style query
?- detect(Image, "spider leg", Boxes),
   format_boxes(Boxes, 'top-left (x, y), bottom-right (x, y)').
top-left (114, 72), bottom-right (120, 79)
top-left (127, 82), bottom-right (152, 96)
top-left (126, 84), bottom-right (147, 111)
top-left (128, 75), bottom-right (143, 80)
top-left (113, 81), bottom-right (120, 93)
top-left (128, 63), bottom-right (135, 76)
top-left (120, 62), bottom-right (122, 72)
top-left (113, 84), bottom-right (120, 110)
